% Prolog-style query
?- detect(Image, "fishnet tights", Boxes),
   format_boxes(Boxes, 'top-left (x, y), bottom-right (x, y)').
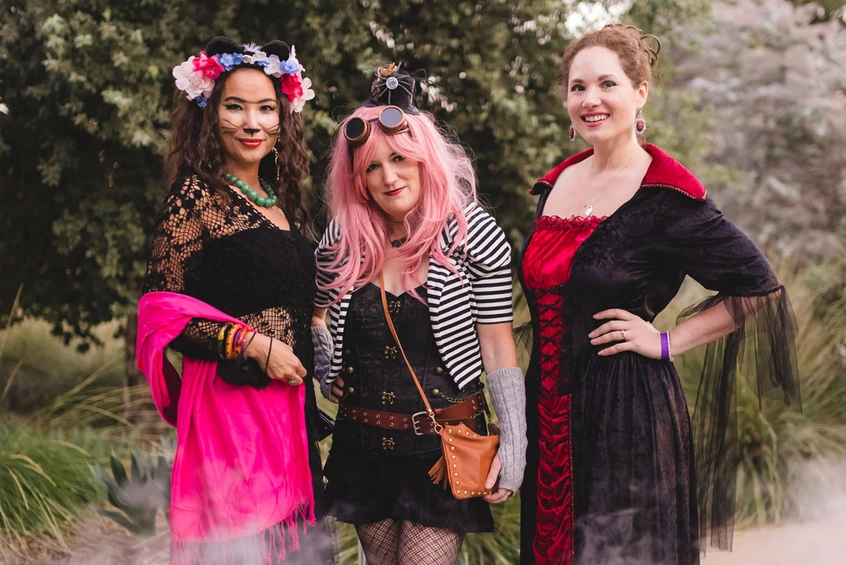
top-left (356, 519), bottom-right (464, 565)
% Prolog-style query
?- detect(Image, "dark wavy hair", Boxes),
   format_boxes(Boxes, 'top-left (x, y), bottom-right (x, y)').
top-left (164, 42), bottom-right (309, 228)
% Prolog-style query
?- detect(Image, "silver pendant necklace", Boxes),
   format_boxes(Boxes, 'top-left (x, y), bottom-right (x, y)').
top-left (584, 152), bottom-right (636, 216)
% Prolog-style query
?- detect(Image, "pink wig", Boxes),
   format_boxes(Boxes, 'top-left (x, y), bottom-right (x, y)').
top-left (320, 106), bottom-right (478, 299)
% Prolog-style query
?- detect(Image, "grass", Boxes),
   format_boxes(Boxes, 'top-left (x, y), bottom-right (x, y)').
top-left (0, 318), bottom-right (124, 413)
top-left (0, 314), bottom-right (170, 559)
top-left (0, 421), bottom-right (110, 560)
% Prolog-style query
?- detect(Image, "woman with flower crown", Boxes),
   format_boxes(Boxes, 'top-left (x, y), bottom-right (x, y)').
top-left (311, 65), bottom-right (528, 565)
top-left (136, 37), bottom-right (333, 564)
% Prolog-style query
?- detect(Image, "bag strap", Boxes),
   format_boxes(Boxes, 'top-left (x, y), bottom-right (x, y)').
top-left (378, 272), bottom-right (440, 430)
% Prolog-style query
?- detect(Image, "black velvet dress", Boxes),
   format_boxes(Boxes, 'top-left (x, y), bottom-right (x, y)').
top-left (517, 145), bottom-right (800, 565)
top-left (142, 176), bottom-right (335, 564)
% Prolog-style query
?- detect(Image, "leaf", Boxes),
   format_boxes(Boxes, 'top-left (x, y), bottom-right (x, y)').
top-left (109, 453), bottom-right (127, 485)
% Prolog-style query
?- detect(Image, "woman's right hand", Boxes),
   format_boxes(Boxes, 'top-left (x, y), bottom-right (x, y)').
top-left (245, 333), bottom-right (307, 386)
top-left (328, 376), bottom-right (345, 403)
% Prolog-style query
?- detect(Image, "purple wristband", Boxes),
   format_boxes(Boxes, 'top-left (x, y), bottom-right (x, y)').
top-left (660, 332), bottom-right (673, 361)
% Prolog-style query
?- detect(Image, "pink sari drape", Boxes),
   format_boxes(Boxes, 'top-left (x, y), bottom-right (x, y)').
top-left (136, 291), bottom-right (314, 561)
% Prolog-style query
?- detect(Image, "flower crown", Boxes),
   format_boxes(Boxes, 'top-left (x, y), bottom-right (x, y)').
top-left (172, 42), bottom-right (315, 112)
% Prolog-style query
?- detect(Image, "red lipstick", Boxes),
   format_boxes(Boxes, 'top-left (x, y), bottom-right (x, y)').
top-left (239, 139), bottom-right (263, 148)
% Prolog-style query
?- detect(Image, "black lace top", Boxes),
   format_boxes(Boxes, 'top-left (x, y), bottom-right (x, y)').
top-left (141, 176), bottom-right (317, 388)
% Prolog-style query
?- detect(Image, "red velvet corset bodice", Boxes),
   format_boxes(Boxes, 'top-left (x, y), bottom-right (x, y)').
top-left (521, 214), bottom-right (603, 565)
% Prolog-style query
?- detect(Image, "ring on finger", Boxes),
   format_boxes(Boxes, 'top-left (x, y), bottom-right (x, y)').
top-left (288, 379), bottom-right (298, 386)
top-left (620, 330), bottom-right (627, 341)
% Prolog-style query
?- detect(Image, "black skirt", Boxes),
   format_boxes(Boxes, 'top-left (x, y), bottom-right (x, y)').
top-left (323, 441), bottom-right (494, 533)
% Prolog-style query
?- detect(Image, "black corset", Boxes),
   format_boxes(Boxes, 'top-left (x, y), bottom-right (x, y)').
top-left (334, 283), bottom-right (484, 457)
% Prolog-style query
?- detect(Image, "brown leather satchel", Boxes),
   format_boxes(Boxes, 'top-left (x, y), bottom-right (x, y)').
top-left (379, 273), bottom-right (500, 500)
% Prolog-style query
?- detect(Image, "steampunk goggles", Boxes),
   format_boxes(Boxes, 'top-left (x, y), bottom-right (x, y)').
top-left (343, 105), bottom-right (410, 146)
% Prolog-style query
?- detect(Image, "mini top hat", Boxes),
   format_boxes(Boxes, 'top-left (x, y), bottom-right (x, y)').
top-left (361, 63), bottom-right (420, 115)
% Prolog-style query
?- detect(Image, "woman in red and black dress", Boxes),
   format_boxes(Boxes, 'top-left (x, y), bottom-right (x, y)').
top-left (518, 25), bottom-right (800, 565)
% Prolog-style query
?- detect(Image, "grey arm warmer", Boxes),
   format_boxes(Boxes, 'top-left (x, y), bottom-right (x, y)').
top-left (311, 325), bottom-right (333, 399)
top-left (486, 366), bottom-right (528, 493)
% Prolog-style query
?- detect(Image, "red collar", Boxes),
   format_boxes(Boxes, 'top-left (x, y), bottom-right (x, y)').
top-left (530, 143), bottom-right (706, 200)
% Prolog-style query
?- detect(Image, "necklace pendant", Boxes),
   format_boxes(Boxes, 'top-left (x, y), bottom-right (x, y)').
top-left (584, 205), bottom-right (593, 216)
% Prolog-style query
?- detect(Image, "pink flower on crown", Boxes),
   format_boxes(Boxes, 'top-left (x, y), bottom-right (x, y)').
top-left (192, 51), bottom-right (224, 80)
top-left (280, 73), bottom-right (303, 102)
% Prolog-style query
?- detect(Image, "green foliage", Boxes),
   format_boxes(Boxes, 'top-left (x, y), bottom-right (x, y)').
top-left (0, 0), bottom-right (578, 349)
top-left (0, 318), bottom-right (123, 413)
top-left (0, 421), bottom-right (108, 544)
top-left (90, 450), bottom-right (171, 538)
top-left (461, 497), bottom-right (521, 564)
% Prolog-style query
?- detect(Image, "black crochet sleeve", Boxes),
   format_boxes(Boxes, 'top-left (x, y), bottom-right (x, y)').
top-left (141, 177), bottom-right (227, 360)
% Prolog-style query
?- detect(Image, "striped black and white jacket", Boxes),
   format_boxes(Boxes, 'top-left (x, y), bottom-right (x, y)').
top-left (315, 203), bottom-right (513, 390)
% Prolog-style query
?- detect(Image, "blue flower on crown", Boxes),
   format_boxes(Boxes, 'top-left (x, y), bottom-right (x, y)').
top-left (280, 59), bottom-right (303, 75)
top-left (218, 53), bottom-right (244, 72)
top-left (195, 95), bottom-right (209, 108)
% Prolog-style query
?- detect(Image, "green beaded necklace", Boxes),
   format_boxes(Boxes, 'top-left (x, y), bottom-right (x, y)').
top-left (223, 172), bottom-right (278, 208)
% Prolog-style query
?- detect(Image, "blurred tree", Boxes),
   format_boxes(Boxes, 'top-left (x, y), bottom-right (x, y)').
top-left (0, 0), bottom-right (704, 395)
top-left (664, 0), bottom-right (846, 259)
top-left (0, 0), bottom-right (578, 390)
top-left (791, 0), bottom-right (846, 20)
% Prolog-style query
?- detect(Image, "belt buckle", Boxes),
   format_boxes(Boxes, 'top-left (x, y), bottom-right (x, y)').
top-left (411, 411), bottom-right (430, 436)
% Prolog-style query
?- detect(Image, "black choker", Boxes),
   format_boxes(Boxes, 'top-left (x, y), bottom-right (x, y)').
top-left (389, 236), bottom-right (408, 248)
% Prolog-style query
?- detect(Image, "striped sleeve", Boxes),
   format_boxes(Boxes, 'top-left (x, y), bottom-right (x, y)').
top-left (463, 205), bottom-right (513, 323)
top-left (314, 220), bottom-right (342, 309)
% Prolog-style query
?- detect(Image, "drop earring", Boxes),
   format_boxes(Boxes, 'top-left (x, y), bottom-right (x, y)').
top-left (569, 124), bottom-right (576, 142)
top-left (273, 146), bottom-right (281, 180)
top-left (634, 111), bottom-right (647, 135)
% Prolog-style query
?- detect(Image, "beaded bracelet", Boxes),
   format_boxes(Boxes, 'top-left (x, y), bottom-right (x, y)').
top-left (660, 332), bottom-right (674, 362)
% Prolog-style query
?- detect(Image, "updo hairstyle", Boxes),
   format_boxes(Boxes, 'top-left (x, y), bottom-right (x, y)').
top-left (561, 24), bottom-right (661, 88)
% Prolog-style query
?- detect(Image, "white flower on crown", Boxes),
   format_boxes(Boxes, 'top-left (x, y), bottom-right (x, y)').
top-left (291, 77), bottom-right (315, 113)
top-left (172, 58), bottom-right (214, 100)
top-left (242, 43), bottom-right (261, 54)
top-left (263, 54), bottom-right (283, 77)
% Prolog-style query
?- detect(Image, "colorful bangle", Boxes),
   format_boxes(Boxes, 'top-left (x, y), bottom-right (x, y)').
top-left (660, 332), bottom-right (673, 362)
top-left (238, 330), bottom-right (251, 358)
top-left (217, 323), bottom-right (231, 360)
top-left (232, 327), bottom-right (244, 357)
top-left (225, 324), bottom-right (238, 360)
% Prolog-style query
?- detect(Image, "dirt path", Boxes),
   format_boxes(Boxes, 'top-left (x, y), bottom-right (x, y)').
top-left (702, 516), bottom-right (846, 565)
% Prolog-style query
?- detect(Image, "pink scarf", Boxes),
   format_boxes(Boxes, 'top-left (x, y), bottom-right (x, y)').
top-left (136, 291), bottom-right (314, 562)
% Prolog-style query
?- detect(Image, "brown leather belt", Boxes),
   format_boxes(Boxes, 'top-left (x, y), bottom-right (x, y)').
top-left (336, 391), bottom-right (486, 436)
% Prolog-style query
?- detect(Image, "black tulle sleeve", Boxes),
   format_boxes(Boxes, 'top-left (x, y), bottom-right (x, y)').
top-left (141, 178), bottom-right (227, 360)
top-left (653, 192), bottom-right (801, 550)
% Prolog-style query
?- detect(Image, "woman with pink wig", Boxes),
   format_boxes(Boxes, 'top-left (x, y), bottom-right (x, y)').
top-left (311, 65), bottom-right (527, 564)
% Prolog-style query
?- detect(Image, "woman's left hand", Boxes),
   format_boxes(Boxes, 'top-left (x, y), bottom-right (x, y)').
top-left (590, 308), bottom-right (662, 359)
top-left (482, 453), bottom-right (513, 503)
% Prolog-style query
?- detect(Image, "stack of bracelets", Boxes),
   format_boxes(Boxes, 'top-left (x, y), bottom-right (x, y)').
top-left (217, 322), bottom-right (254, 361)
